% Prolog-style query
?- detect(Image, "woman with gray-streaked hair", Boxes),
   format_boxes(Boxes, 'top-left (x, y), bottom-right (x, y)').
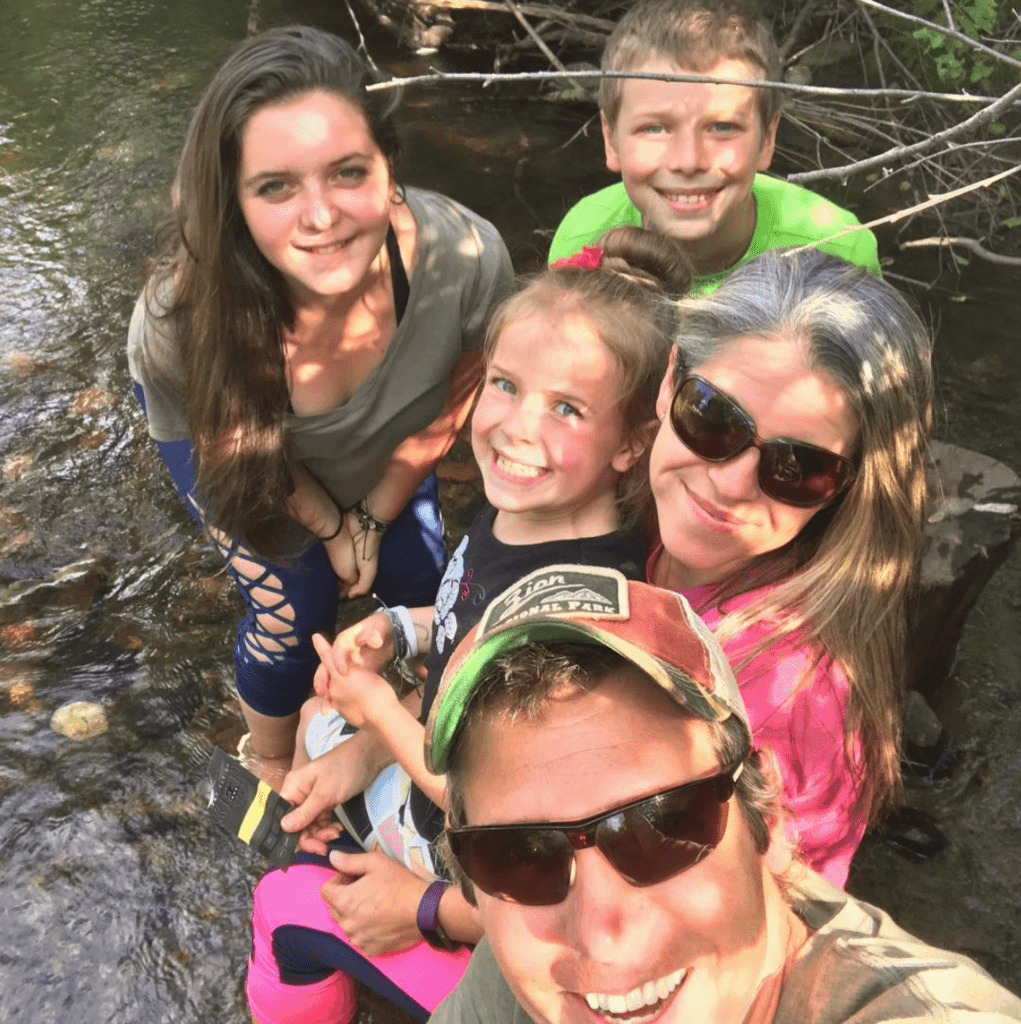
top-left (647, 247), bottom-right (933, 887)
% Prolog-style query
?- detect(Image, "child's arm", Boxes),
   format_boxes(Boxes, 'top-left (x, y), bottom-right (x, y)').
top-left (311, 633), bottom-right (447, 808)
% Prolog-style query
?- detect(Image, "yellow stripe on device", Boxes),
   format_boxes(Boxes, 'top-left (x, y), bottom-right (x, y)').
top-left (237, 780), bottom-right (272, 844)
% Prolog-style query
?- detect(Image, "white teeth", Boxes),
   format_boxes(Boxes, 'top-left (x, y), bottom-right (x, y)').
top-left (496, 453), bottom-right (543, 478)
top-left (584, 968), bottom-right (686, 1020)
top-left (655, 974), bottom-right (673, 1001)
top-left (606, 994), bottom-right (628, 1015)
top-left (302, 239), bottom-right (348, 255)
top-left (666, 192), bottom-right (710, 205)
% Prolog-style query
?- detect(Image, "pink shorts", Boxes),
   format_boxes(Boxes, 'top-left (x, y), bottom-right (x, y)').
top-left (247, 861), bottom-right (472, 1024)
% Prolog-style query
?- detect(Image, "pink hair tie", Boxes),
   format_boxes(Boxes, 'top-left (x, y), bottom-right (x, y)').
top-left (551, 245), bottom-right (604, 271)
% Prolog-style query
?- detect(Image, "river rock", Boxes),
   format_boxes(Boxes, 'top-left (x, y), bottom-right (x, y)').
top-left (911, 440), bottom-right (1021, 695)
top-left (50, 701), bottom-right (108, 739)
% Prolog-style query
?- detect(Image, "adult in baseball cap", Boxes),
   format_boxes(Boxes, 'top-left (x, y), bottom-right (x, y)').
top-left (427, 565), bottom-right (1021, 1024)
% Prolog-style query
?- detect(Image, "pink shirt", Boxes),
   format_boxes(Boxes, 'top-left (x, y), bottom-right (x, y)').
top-left (649, 548), bottom-right (866, 887)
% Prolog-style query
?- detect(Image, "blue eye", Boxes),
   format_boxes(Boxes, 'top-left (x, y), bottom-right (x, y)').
top-left (257, 179), bottom-right (290, 198)
top-left (491, 377), bottom-right (516, 395)
top-left (553, 400), bottom-right (580, 418)
top-left (334, 164), bottom-right (368, 183)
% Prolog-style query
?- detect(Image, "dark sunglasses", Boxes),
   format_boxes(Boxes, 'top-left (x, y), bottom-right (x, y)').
top-left (670, 375), bottom-right (856, 508)
top-left (446, 758), bottom-right (745, 906)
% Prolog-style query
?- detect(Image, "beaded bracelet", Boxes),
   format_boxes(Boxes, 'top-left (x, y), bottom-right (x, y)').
top-left (351, 498), bottom-right (392, 535)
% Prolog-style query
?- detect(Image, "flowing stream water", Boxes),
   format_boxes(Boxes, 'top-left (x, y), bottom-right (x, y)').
top-left (1, 0), bottom-right (1019, 1020)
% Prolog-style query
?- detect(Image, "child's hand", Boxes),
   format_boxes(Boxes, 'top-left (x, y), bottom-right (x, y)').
top-left (312, 633), bottom-right (396, 730)
top-left (320, 611), bottom-right (395, 686)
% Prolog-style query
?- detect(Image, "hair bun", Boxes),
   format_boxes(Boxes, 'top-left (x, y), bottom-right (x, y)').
top-left (597, 226), bottom-right (692, 297)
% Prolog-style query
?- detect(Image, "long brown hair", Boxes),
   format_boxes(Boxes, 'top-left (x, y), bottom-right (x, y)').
top-left (669, 249), bottom-right (933, 823)
top-left (483, 227), bottom-right (691, 524)
top-left (146, 26), bottom-right (402, 556)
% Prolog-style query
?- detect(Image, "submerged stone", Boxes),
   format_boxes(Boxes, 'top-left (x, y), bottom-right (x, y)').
top-left (50, 701), bottom-right (108, 740)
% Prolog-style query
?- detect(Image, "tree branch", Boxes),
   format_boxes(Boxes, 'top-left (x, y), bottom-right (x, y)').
top-left (419, 0), bottom-right (615, 33)
top-left (900, 236), bottom-right (1021, 267)
top-left (787, 78), bottom-right (1021, 183)
top-left (502, 0), bottom-right (588, 96)
top-left (782, 164), bottom-right (1021, 256)
top-left (857, 0), bottom-right (1021, 72)
top-left (366, 66), bottom-right (1008, 106)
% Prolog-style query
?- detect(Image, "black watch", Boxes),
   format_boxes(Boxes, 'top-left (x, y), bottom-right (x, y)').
top-left (416, 880), bottom-right (459, 951)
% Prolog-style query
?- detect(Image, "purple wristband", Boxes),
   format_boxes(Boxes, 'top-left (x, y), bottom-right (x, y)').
top-left (416, 880), bottom-right (457, 951)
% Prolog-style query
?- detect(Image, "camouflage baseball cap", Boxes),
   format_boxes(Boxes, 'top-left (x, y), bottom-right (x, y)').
top-left (426, 564), bottom-right (749, 773)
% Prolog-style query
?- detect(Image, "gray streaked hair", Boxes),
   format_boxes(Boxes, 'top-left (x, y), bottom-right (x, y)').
top-left (667, 248), bottom-right (934, 824)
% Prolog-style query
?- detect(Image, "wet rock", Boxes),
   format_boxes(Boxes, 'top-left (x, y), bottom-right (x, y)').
top-left (71, 386), bottom-right (117, 416)
top-left (912, 440), bottom-right (1021, 695)
top-left (0, 665), bottom-right (44, 713)
top-left (2, 452), bottom-right (33, 481)
top-left (0, 554), bottom-right (113, 622)
top-left (50, 701), bottom-right (108, 739)
top-left (78, 428), bottom-right (108, 449)
top-left (903, 690), bottom-right (943, 749)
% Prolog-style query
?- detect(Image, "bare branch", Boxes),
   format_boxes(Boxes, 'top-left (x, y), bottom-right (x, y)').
top-left (900, 236), bottom-right (1021, 267)
top-left (782, 164), bottom-right (1021, 257)
top-left (779, 0), bottom-right (820, 60)
top-left (343, 0), bottom-right (379, 71)
top-left (366, 66), bottom-right (1009, 106)
top-left (857, 0), bottom-right (1021, 72)
top-left (502, 0), bottom-right (588, 96)
top-left (419, 0), bottom-right (615, 33)
top-left (788, 78), bottom-right (1021, 183)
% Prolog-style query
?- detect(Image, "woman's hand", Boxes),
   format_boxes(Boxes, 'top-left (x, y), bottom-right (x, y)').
top-left (279, 731), bottom-right (394, 836)
top-left (321, 850), bottom-right (428, 956)
top-left (320, 516), bottom-right (360, 597)
top-left (343, 511), bottom-right (382, 597)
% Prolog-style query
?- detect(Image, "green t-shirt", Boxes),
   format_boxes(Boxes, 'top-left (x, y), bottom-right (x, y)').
top-left (548, 175), bottom-right (881, 296)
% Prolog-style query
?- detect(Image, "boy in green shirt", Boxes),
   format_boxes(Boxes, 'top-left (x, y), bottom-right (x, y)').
top-left (548, 0), bottom-right (880, 295)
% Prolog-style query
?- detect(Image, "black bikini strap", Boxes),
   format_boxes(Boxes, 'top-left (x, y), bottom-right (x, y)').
top-left (386, 224), bottom-right (409, 324)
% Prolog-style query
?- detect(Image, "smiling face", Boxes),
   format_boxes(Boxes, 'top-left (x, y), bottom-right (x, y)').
top-left (236, 90), bottom-right (394, 305)
top-left (649, 333), bottom-right (859, 590)
top-left (460, 664), bottom-right (796, 1024)
top-left (602, 58), bottom-right (778, 275)
top-left (471, 304), bottom-right (641, 544)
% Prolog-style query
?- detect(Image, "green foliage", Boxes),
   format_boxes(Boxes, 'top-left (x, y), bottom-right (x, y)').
top-left (894, 0), bottom-right (1013, 93)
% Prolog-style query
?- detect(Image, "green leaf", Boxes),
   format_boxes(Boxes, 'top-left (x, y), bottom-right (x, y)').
top-left (970, 59), bottom-right (994, 84)
top-left (866, 172), bottom-right (880, 182)
top-left (955, 255), bottom-right (971, 266)
top-left (988, 121), bottom-right (1006, 136)
top-left (900, 180), bottom-right (913, 192)
top-left (880, 256), bottom-right (895, 267)
top-left (912, 26), bottom-right (946, 50)
top-left (1004, 217), bottom-right (1021, 229)
top-left (949, 293), bottom-right (968, 303)
top-left (964, 0), bottom-right (996, 34)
